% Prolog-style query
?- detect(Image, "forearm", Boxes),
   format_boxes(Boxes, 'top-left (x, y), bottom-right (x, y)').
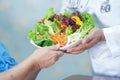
top-left (0, 46), bottom-right (63, 80)
top-left (0, 57), bottom-right (34, 80)
top-left (25, 69), bottom-right (41, 80)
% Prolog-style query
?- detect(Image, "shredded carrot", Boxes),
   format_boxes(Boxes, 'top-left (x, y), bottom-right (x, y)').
top-left (50, 33), bottom-right (67, 46)
top-left (61, 23), bottom-right (68, 28)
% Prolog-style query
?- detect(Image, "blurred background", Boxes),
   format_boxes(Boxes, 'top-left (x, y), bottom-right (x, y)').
top-left (0, 0), bottom-right (92, 80)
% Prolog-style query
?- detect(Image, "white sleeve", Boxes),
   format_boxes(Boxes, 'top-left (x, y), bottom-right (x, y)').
top-left (60, 0), bottom-right (69, 14)
top-left (103, 25), bottom-right (120, 57)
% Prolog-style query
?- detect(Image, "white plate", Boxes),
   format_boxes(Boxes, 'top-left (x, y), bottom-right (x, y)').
top-left (30, 39), bottom-right (81, 51)
top-left (59, 39), bottom-right (81, 51)
top-left (30, 40), bottom-right (41, 48)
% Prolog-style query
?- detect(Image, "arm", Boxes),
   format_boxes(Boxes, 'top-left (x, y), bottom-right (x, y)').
top-left (0, 41), bottom-right (40, 80)
top-left (0, 45), bottom-right (64, 80)
top-left (0, 56), bottom-right (35, 80)
top-left (25, 69), bottom-right (41, 80)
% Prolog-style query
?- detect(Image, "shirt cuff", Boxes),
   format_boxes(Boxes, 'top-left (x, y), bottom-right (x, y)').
top-left (103, 26), bottom-right (120, 58)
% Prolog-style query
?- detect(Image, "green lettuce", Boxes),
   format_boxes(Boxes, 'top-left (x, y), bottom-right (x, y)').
top-left (28, 30), bottom-right (36, 41)
top-left (34, 35), bottom-right (54, 47)
top-left (76, 13), bottom-right (96, 38)
top-left (44, 20), bottom-right (61, 35)
top-left (64, 9), bottom-right (72, 17)
top-left (44, 8), bottom-right (54, 19)
top-left (66, 27), bottom-right (73, 35)
top-left (34, 22), bottom-right (48, 35)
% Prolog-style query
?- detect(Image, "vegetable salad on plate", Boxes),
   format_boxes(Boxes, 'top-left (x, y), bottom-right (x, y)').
top-left (28, 8), bottom-right (95, 50)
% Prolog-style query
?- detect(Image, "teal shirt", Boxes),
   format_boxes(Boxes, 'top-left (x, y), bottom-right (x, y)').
top-left (0, 41), bottom-right (17, 72)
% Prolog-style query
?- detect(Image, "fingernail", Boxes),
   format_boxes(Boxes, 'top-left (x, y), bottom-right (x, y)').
top-left (55, 44), bottom-right (60, 49)
top-left (67, 50), bottom-right (70, 52)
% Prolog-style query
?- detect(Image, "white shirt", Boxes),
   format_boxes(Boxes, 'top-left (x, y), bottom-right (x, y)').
top-left (61, 0), bottom-right (120, 77)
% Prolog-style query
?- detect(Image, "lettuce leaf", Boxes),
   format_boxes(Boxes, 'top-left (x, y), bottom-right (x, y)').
top-left (64, 9), bottom-right (72, 17)
top-left (44, 8), bottom-right (55, 19)
top-left (76, 13), bottom-right (96, 38)
top-left (28, 30), bottom-right (36, 41)
top-left (44, 20), bottom-right (61, 35)
top-left (66, 27), bottom-right (73, 35)
top-left (34, 22), bottom-right (48, 35)
top-left (34, 35), bottom-right (54, 47)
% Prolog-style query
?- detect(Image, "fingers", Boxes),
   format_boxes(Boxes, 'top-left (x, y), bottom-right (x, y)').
top-left (84, 39), bottom-right (98, 49)
top-left (70, 50), bottom-right (84, 54)
top-left (66, 34), bottom-right (93, 53)
top-left (66, 31), bottom-right (94, 53)
top-left (44, 45), bottom-right (64, 61)
top-left (82, 30), bottom-right (94, 44)
top-left (53, 51), bottom-right (64, 57)
top-left (82, 36), bottom-right (93, 44)
top-left (48, 50), bottom-right (64, 63)
top-left (49, 44), bottom-right (60, 50)
top-left (66, 50), bottom-right (83, 54)
top-left (66, 43), bottom-right (84, 52)
top-left (66, 45), bottom-right (80, 52)
top-left (48, 45), bottom-right (64, 57)
top-left (66, 38), bottom-right (93, 54)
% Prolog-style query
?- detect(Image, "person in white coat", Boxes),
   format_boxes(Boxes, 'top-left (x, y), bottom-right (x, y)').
top-left (60, 0), bottom-right (120, 78)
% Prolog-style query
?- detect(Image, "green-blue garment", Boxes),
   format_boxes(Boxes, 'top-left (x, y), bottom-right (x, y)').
top-left (0, 41), bottom-right (17, 72)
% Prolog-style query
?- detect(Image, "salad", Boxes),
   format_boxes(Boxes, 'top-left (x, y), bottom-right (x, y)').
top-left (28, 8), bottom-right (95, 49)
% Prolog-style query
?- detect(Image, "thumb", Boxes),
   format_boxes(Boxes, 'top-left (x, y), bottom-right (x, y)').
top-left (82, 36), bottom-right (92, 44)
top-left (49, 44), bottom-right (60, 50)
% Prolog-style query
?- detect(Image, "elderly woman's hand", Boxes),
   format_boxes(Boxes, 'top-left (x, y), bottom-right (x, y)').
top-left (66, 28), bottom-right (105, 54)
top-left (0, 45), bottom-right (64, 80)
top-left (29, 45), bottom-right (64, 70)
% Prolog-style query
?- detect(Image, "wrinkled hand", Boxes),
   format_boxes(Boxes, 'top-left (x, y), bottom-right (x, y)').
top-left (66, 28), bottom-right (105, 54)
top-left (29, 45), bottom-right (64, 70)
